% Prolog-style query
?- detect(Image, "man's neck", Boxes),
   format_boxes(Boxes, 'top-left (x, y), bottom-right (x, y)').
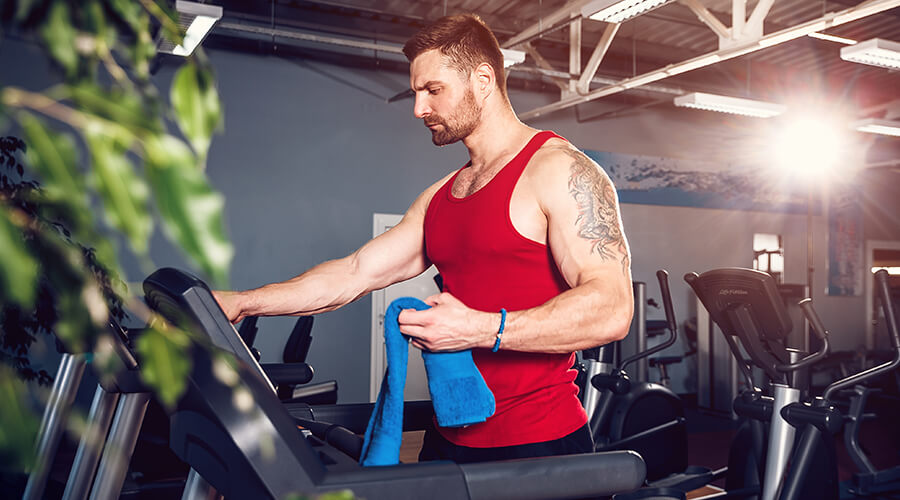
top-left (462, 103), bottom-right (535, 173)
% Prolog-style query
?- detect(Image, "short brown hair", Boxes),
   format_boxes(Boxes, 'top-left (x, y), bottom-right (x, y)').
top-left (403, 14), bottom-right (506, 97)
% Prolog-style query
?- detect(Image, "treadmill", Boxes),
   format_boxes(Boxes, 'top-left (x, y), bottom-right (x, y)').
top-left (143, 267), bottom-right (646, 500)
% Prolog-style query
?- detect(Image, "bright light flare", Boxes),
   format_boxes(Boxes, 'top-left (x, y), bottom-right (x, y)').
top-left (770, 116), bottom-right (846, 182)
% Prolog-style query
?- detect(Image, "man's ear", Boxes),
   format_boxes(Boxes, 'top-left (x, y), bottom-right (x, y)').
top-left (473, 62), bottom-right (495, 99)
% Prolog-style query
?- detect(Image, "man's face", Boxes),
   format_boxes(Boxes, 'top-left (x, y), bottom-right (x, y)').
top-left (410, 50), bottom-right (482, 146)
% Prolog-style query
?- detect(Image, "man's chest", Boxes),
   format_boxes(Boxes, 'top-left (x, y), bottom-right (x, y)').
top-left (445, 168), bottom-right (548, 245)
top-left (450, 168), bottom-right (498, 198)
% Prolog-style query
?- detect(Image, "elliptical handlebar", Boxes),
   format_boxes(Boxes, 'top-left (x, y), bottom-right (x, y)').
top-left (621, 270), bottom-right (679, 373)
top-left (874, 269), bottom-right (900, 350)
top-left (657, 270), bottom-right (678, 336)
top-left (798, 299), bottom-right (828, 342)
top-left (772, 298), bottom-right (830, 373)
top-left (822, 269), bottom-right (900, 402)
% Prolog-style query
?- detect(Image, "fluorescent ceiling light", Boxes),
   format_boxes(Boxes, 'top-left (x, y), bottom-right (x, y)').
top-left (674, 92), bottom-right (786, 118)
top-left (581, 0), bottom-right (674, 24)
top-left (807, 32), bottom-right (857, 45)
top-left (852, 118), bottom-right (900, 137)
top-left (158, 1), bottom-right (223, 57)
top-left (840, 38), bottom-right (900, 70)
top-left (500, 48), bottom-right (526, 68)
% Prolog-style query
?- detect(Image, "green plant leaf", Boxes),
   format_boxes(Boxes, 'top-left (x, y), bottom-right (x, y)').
top-left (317, 491), bottom-right (357, 500)
top-left (15, 0), bottom-right (41, 22)
top-left (283, 491), bottom-right (358, 500)
top-left (0, 206), bottom-right (38, 307)
top-left (149, 0), bottom-right (183, 48)
top-left (69, 83), bottom-right (161, 135)
top-left (108, 0), bottom-right (154, 80)
top-left (135, 326), bottom-right (191, 408)
top-left (170, 64), bottom-right (223, 163)
top-left (0, 366), bottom-right (41, 471)
top-left (53, 280), bottom-right (96, 352)
top-left (19, 113), bottom-right (92, 232)
top-left (83, 0), bottom-right (109, 40)
top-left (85, 126), bottom-right (153, 254)
top-left (39, 2), bottom-right (79, 78)
top-left (19, 114), bottom-right (122, 278)
top-left (144, 135), bottom-right (232, 286)
top-left (109, 0), bottom-right (144, 32)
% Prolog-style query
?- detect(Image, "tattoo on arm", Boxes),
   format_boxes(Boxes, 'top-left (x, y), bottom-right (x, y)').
top-left (565, 149), bottom-right (631, 275)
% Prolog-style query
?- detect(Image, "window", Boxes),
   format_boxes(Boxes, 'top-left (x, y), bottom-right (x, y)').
top-left (753, 233), bottom-right (784, 283)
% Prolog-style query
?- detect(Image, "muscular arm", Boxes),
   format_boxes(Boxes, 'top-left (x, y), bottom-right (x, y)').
top-left (216, 173), bottom-right (452, 323)
top-left (502, 145), bottom-right (633, 352)
top-left (401, 145), bottom-right (633, 353)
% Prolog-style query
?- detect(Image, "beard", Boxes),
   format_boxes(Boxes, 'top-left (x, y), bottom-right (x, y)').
top-left (425, 88), bottom-right (481, 146)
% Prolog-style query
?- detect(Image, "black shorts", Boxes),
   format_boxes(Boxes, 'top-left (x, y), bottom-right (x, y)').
top-left (418, 423), bottom-right (593, 464)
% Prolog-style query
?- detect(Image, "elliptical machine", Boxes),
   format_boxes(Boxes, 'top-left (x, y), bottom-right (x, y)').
top-left (581, 270), bottom-right (740, 493)
top-left (777, 269), bottom-right (900, 499)
top-left (686, 267), bottom-right (836, 500)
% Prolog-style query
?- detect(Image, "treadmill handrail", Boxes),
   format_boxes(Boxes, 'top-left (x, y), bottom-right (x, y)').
top-left (146, 267), bottom-right (647, 499)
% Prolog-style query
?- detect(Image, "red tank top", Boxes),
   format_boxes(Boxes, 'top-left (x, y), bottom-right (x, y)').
top-left (423, 130), bottom-right (587, 448)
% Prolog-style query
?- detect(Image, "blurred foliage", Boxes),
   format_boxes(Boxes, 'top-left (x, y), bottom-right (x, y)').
top-left (0, 0), bottom-right (233, 470)
top-left (0, 365), bottom-right (41, 470)
top-left (0, 135), bottom-right (126, 385)
top-left (284, 490), bottom-right (358, 500)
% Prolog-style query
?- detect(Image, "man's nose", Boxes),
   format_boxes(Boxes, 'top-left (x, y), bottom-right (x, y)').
top-left (413, 95), bottom-right (430, 119)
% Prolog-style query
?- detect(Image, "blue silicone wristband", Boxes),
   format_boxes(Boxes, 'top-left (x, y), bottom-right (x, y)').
top-left (492, 308), bottom-right (507, 352)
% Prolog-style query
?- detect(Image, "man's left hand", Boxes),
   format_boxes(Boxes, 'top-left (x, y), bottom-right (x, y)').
top-left (398, 293), bottom-right (496, 352)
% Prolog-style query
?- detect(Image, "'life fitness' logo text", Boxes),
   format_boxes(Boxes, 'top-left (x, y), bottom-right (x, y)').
top-left (718, 289), bottom-right (749, 296)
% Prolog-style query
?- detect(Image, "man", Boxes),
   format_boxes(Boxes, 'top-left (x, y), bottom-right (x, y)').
top-left (214, 14), bottom-right (633, 464)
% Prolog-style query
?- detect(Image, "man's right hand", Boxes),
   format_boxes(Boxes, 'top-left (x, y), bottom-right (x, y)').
top-left (212, 290), bottom-right (247, 324)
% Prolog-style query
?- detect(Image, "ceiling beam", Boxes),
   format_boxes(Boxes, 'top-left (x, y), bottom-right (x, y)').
top-left (523, 43), bottom-right (570, 91)
top-left (569, 17), bottom-right (582, 94)
top-left (577, 22), bottom-right (620, 95)
top-left (519, 0), bottom-right (900, 120)
top-left (501, 0), bottom-right (598, 48)
top-left (679, 0), bottom-right (730, 39)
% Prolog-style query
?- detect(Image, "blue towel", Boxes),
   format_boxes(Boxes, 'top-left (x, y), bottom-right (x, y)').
top-left (359, 297), bottom-right (495, 466)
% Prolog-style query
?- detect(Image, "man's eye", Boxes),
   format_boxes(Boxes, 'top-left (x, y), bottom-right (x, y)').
top-left (428, 88), bottom-right (440, 95)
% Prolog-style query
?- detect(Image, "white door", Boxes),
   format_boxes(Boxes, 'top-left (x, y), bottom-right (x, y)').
top-left (369, 213), bottom-right (440, 402)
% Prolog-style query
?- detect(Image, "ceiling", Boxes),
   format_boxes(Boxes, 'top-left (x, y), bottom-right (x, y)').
top-left (201, 0), bottom-right (900, 121)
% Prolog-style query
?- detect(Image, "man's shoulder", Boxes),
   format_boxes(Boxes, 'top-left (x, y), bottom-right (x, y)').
top-left (528, 138), bottom-right (601, 179)
top-left (426, 169), bottom-right (458, 194)
top-left (408, 169), bottom-right (458, 216)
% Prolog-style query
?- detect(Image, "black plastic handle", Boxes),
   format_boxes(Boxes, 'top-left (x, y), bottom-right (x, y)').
top-left (657, 270), bottom-right (677, 335)
top-left (592, 372), bottom-right (631, 395)
top-left (797, 298), bottom-right (828, 341)
top-left (295, 418), bottom-right (362, 460)
top-left (875, 269), bottom-right (900, 350)
top-left (620, 272), bottom-right (678, 373)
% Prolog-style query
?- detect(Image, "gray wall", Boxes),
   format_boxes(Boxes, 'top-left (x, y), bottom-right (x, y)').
top-left (191, 48), bottom-right (874, 399)
top-left (2, 37), bottom-right (893, 401)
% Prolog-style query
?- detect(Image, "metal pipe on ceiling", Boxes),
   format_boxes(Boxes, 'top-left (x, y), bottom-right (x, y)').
top-left (215, 20), bottom-right (689, 97)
